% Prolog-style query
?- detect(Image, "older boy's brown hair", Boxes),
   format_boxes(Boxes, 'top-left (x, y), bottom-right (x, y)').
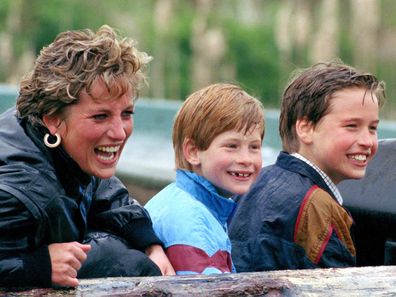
top-left (173, 83), bottom-right (265, 171)
top-left (279, 60), bottom-right (386, 153)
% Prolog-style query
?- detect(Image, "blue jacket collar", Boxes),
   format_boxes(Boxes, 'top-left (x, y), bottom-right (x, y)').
top-left (175, 169), bottom-right (237, 225)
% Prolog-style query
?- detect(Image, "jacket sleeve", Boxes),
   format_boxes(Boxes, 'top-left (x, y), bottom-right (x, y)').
top-left (0, 189), bottom-right (52, 287)
top-left (165, 244), bottom-right (233, 275)
top-left (88, 177), bottom-right (162, 251)
top-left (294, 186), bottom-right (356, 267)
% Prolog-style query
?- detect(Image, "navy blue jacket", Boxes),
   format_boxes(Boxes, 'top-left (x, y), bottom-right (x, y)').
top-left (0, 108), bottom-right (161, 287)
top-left (229, 152), bottom-right (356, 272)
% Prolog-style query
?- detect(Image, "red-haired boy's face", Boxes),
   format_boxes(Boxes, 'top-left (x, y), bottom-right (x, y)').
top-left (298, 87), bottom-right (379, 184)
top-left (193, 127), bottom-right (263, 195)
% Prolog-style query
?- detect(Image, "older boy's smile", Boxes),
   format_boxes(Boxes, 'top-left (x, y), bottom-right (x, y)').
top-left (301, 87), bottom-right (379, 184)
top-left (347, 152), bottom-right (370, 163)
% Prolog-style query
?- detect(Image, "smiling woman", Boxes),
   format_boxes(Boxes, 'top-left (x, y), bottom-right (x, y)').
top-left (43, 79), bottom-right (134, 179)
top-left (0, 25), bottom-right (175, 288)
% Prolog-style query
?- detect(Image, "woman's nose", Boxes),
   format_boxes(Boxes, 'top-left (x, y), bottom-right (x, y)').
top-left (107, 119), bottom-right (127, 140)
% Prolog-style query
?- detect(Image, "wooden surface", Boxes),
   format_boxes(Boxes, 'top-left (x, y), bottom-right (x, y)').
top-left (2, 265), bottom-right (396, 296)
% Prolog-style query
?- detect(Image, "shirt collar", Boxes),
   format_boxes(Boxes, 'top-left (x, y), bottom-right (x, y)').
top-left (291, 153), bottom-right (343, 205)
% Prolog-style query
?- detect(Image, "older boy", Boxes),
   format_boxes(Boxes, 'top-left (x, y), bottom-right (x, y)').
top-left (229, 61), bottom-right (385, 271)
top-left (145, 83), bottom-right (265, 274)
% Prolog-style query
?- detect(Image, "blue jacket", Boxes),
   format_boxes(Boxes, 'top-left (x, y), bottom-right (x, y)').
top-left (0, 108), bottom-right (162, 287)
top-left (229, 152), bottom-right (356, 272)
top-left (145, 170), bottom-right (237, 275)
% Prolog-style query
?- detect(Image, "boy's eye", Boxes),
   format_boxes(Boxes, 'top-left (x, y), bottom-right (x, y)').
top-left (250, 144), bottom-right (261, 150)
top-left (225, 143), bottom-right (237, 149)
top-left (344, 124), bottom-right (358, 130)
top-left (369, 125), bottom-right (378, 132)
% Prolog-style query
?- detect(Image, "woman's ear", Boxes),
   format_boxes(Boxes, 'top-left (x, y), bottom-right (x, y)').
top-left (296, 117), bottom-right (314, 145)
top-left (42, 114), bottom-right (63, 135)
top-left (182, 138), bottom-right (201, 166)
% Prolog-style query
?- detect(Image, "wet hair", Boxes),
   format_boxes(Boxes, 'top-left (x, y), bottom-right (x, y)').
top-left (17, 25), bottom-right (151, 126)
top-left (173, 83), bottom-right (265, 171)
top-left (279, 60), bottom-right (386, 153)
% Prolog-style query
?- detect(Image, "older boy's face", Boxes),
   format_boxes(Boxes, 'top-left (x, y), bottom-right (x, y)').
top-left (194, 127), bottom-right (263, 195)
top-left (299, 87), bottom-right (379, 184)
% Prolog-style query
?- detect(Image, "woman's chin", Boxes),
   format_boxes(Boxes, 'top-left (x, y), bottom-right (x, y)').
top-left (94, 170), bottom-right (116, 179)
top-left (83, 164), bottom-right (117, 179)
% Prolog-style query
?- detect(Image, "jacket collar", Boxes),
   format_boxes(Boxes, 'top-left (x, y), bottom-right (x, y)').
top-left (175, 169), bottom-right (237, 225)
top-left (276, 151), bottom-right (337, 201)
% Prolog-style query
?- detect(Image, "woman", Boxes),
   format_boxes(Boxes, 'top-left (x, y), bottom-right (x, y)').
top-left (0, 25), bottom-right (174, 288)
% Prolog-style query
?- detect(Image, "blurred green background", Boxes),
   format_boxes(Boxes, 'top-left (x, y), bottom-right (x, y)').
top-left (0, 0), bottom-right (395, 118)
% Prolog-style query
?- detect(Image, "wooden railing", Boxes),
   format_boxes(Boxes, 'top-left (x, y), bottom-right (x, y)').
top-left (2, 265), bottom-right (396, 296)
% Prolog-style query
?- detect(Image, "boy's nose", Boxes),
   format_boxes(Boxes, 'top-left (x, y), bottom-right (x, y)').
top-left (358, 129), bottom-right (375, 147)
top-left (236, 149), bottom-right (253, 165)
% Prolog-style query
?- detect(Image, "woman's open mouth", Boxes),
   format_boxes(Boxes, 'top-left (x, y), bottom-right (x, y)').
top-left (95, 145), bottom-right (120, 161)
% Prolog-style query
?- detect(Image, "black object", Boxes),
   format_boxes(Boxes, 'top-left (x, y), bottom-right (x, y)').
top-left (339, 139), bottom-right (396, 266)
top-left (78, 231), bottom-right (161, 278)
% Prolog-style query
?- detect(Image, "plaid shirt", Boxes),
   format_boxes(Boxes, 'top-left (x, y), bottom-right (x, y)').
top-left (291, 153), bottom-right (343, 205)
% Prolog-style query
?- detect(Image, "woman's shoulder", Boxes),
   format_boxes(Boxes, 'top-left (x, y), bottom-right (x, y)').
top-left (0, 157), bottom-right (61, 217)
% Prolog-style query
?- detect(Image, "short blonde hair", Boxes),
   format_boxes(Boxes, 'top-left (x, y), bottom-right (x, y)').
top-left (173, 83), bottom-right (265, 171)
top-left (17, 25), bottom-right (151, 126)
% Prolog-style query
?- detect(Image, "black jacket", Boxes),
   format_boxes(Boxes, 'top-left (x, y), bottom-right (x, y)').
top-left (0, 107), bottom-right (162, 287)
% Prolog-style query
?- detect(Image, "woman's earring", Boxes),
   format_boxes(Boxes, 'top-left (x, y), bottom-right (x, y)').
top-left (44, 133), bottom-right (61, 148)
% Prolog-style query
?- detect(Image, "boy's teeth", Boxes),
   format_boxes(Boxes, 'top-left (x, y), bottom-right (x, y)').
top-left (231, 172), bottom-right (250, 177)
top-left (351, 154), bottom-right (366, 161)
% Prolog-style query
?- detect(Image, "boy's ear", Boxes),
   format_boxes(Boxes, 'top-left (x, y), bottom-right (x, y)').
top-left (42, 114), bottom-right (63, 135)
top-left (182, 138), bottom-right (201, 166)
top-left (296, 117), bottom-right (314, 145)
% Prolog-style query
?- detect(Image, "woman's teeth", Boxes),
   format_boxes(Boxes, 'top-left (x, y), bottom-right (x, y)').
top-left (96, 146), bottom-right (120, 153)
top-left (95, 146), bottom-right (120, 161)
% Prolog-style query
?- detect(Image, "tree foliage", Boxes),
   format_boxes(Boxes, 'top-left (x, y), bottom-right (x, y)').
top-left (0, 0), bottom-right (394, 117)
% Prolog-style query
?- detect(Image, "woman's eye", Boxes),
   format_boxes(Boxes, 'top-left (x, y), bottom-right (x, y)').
top-left (93, 114), bottom-right (107, 120)
top-left (122, 110), bottom-right (134, 118)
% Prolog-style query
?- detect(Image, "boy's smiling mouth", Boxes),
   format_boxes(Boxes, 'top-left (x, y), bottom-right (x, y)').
top-left (229, 171), bottom-right (253, 178)
top-left (348, 153), bottom-right (369, 162)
